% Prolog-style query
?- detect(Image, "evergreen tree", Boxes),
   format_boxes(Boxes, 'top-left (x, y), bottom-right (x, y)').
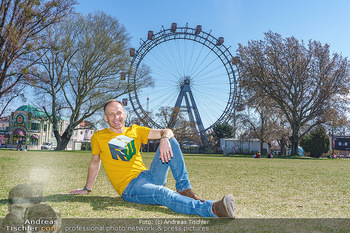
top-left (213, 123), bottom-right (233, 139)
top-left (301, 127), bottom-right (330, 158)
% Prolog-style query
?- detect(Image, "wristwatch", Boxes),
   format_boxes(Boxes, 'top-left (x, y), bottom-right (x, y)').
top-left (83, 185), bottom-right (92, 192)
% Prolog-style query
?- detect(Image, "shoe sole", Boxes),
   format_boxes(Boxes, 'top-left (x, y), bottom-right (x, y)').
top-left (223, 194), bottom-right (236, 218)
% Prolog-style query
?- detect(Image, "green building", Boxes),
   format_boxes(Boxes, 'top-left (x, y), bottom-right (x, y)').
top-left (8, 105), bottom-right (65, 150)
top-left (6, 105), bottom-right (95, 150)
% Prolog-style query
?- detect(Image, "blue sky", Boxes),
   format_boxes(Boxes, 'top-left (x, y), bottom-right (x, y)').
top-left (10, 0), bottom-right (350, 126)
top-left (76, 0), bottom-right (350, 57)
top-left (73, 0), bottom-right (350, 129)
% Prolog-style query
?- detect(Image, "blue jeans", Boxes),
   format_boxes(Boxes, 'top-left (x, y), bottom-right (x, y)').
top-left (122, 138), bottom-right (216, 217)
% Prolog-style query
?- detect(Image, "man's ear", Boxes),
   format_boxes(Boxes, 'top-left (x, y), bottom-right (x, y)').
top-left (104, 114), bottom-right (108, 122)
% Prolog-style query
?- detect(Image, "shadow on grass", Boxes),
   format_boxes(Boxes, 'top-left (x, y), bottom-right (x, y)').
top-left (0, 194), bottom-right (179, 217)
top-left (44, 194), bottom-right (124, 211)
top-left (182, 153), bottom-right (320, 160)
top-left (183, 153), bottom-right (252, 158)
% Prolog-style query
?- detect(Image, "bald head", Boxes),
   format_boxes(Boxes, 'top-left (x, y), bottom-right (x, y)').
top-left (103, 99), bottom-right (124, 113)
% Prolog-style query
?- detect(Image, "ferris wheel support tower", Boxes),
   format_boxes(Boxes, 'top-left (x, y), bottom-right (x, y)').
top-left (169, 77), bottom-right (208, 146)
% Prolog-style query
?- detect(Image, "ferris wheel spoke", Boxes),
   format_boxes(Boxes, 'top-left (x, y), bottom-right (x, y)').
top-left (154, 96), bottom-right (178, 114)
top-left (196, 73), bottom-right (230, 84)
top-left (164, 40), bottom-right (185, 78)
top-left (145, 59), bottom-right (179, 82)
top-left (148, 68), bottom-right (180, 86)
top-left (144, 48), bottom-right (182, 82)
top-left (186, 39), bottom-right (198, 75)
top-left (193, 85), bottom-right (229, 105)
top-left (139, 84), bottom-right (178, 105)
top-left (175, 39), bottom-right (186, 76)
top-left (189, 49), bottom-right (213, 78)
top-left (146, 43), bottom-right (181, 81)
top-left (192, 90), bottom-right (227, 126)
top-left (192, 84), bottom-right (228, 104)
top-left (188, 40), bottom-right (207, 76)
top-left (191, 54), bottom-right (222, 81)
top-left (182, 39), bottom-right (190, 75)
top-left (182, 38), bottom-right (197, 76)
top-left (193, 101), bottom-right (221, 127)
top-left (194, 67), bottom-right (227, 83)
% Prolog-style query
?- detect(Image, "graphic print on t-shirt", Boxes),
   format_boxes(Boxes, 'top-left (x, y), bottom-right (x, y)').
top-left (108, 135), bottom-right (136, 161)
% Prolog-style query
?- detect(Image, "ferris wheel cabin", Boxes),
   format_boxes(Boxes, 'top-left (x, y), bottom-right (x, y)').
top-left (216, 37), bottom-right (224, 46)
top-left (129, 48), bottom-right (135, 57)
top-left (122, 98), bottom-right (128, 106)
top-left (231, 56), bottom-right (240, 65)
top-left (148, 30), bottom-right (154, 40)
top-left (195, 25), bottom-right (202, 34)
top-left (120, 72), bottom-right (126, 80)
top-left (171, 23), bottom-right (177, 33)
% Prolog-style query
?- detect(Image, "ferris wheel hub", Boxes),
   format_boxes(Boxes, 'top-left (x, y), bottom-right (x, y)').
top-left (179, 76), bottom-right (192, 89)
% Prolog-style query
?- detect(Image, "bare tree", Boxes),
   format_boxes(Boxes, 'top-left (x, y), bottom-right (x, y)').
top-left (237, 31), bottom-right (350, 155)
top-left (237, 86), bottom-right (286, 155)
top-left (270, 112), bottom-right (292, 156)
top-left (31, 12), bottom-right (153, 150)
top-left (0, 84), bottom-right (24, 116)
top-left (239, 111), bottom-right (272, 155)
top-left (0, 0), bottom-right (76, 116)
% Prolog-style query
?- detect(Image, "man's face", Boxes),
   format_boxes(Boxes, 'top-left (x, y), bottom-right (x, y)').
top-left (104, 102), bottom-right (127, 132)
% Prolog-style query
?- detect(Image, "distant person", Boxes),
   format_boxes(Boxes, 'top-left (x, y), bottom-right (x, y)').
top-left (17, 145), bottom-right (24, 151)
top-left (69, 99), bottom-right (235, 218)
top-left (255, 152), bottom-right (261, 158)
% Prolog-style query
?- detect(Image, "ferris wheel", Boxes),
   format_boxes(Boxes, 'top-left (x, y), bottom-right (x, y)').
top-left (127, 23), bottom-right (240, 145)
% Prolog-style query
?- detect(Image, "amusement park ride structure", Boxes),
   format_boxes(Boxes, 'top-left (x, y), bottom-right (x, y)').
top-left (125, 23), bottom-right (241, 146)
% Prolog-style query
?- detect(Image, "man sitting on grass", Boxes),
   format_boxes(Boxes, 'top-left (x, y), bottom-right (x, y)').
top-left (69, 99), bottom-right (235, 218)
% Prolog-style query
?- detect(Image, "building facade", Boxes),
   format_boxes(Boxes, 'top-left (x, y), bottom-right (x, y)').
top-left (0, 116), bottom-right (9, 145)
top-left (68, 120), bottom-right (95, 150)
top-left (4, 105), bottom-right (94, 150)
top-left (220, 138), bottom-right (270, 155)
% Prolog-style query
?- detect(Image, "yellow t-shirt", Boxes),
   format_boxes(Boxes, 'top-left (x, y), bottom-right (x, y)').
top-left (91, 124), bottom-right (151, 195)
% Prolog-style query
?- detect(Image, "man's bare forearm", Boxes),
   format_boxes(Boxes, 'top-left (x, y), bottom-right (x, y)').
top-left (85, 155), bottom-right (101, 190)
top-left (160, 128), bottom-right (174, 139)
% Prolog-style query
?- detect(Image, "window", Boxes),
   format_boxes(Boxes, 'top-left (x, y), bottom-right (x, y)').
top-left (30, 138), bottom-right (38, 145)
top-left (31, 123), bottom-right (40, 131)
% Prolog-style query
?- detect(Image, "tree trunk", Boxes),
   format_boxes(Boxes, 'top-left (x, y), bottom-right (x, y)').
top-left (291, 123), bottom-right (300, 156)
top-left (260, 141), bottom-right (264, 155)
top-left (55, 127), bottom-right (74, 151)
top-left (281, 142), bottom-right (286, 156)
top-left (278, 138), bottom-right (286, 157)
top-left (55, 137), bottom-right (71, 151)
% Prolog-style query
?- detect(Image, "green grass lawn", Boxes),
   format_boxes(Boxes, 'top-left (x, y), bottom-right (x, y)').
top-left (0, 149), bottom-right (349, 219)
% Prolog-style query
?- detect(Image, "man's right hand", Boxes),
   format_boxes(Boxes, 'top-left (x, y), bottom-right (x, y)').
top-left (69, 189), bottom-right (89, 195)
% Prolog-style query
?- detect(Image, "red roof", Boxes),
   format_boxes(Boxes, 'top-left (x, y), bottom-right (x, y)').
top-left (79, 120), bottom-right (92, 127)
